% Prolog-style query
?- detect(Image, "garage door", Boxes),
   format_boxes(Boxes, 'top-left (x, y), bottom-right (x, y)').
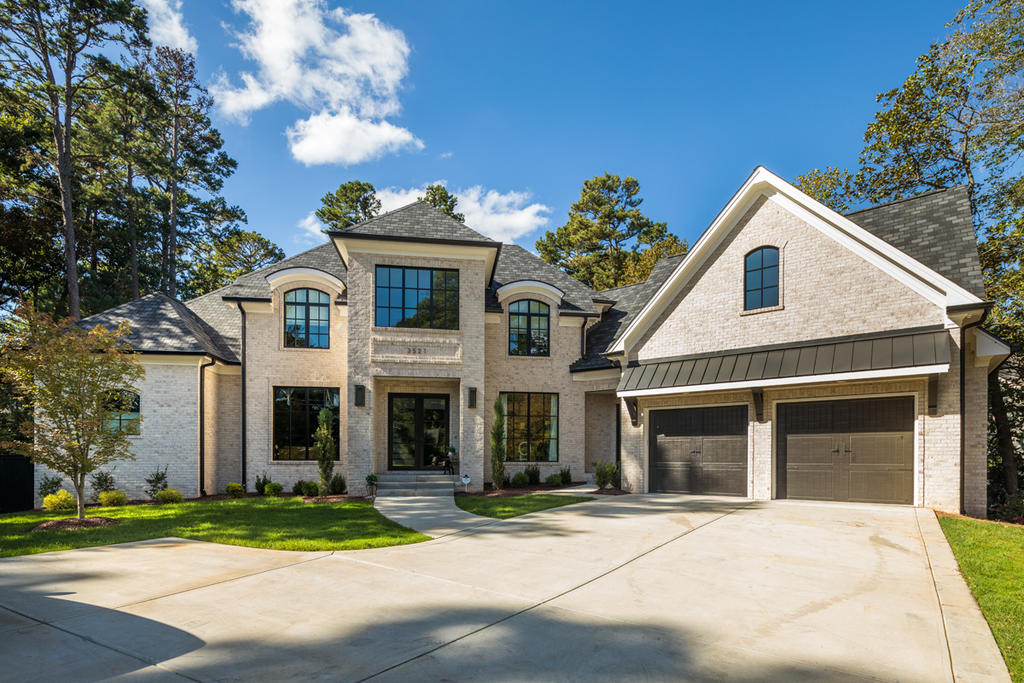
top-left (778, 396), bottom-right (914, 504)
top-left (649, 406), bottom-right (748, 495)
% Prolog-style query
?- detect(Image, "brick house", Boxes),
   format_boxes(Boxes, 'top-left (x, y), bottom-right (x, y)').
top-left (50, 167), bottom-right (1010, 515)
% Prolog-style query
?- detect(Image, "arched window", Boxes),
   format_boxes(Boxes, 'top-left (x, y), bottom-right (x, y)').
top-left (284, 288), bottom-right (330, 348)
top-left (744, 247), bottom-right (780, 311)
top-left (509, 299), bottom-right (550, 356)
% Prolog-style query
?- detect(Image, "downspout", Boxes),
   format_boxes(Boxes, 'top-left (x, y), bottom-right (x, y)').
top-left (235, 302), bottom-right (247, 489)
top-left (198, 357), bottom-right (215, 497)
top-left (959, 308), bottom-right (988, 514)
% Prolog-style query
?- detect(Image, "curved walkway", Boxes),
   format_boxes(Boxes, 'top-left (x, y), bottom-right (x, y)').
top-left (373, 495), bottom-right (498, 537)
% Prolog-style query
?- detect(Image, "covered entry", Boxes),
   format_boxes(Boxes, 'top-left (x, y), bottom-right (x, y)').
top-left (777, 396), bottom-right (914, 504)
top-left (649, 405), bottom-right (748, 495)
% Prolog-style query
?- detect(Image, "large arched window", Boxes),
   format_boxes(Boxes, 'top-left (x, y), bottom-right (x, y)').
top-left (744, 246), bottom-right (780, 311)
top-left (284, 288), bottom-right (330, 348)
top-left (508, 299), bottom-right (550, 356)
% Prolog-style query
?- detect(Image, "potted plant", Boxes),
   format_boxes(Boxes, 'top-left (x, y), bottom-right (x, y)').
top-left (365, 473), bottom-right (378, 497)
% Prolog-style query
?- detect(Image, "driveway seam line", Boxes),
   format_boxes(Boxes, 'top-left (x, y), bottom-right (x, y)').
top-left (356, 501), bottom-right (754, 682)
top-left (915, 509), bottom-right (957, 683)
top-left (0, 604), bottom-right (199, 682)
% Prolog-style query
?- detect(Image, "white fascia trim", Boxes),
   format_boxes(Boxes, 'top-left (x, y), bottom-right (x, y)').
top-left (495, 280), bottom-right (565, 302)
top-left (975, 328), bottom-right (1012, 359)
top-left (616, 364), bottom-right (950, 398)
top-left (572, 368), bottom-right (621, 382)
top-left (265, 267), bottom-right (346, 292)
top-left (609, 166), bottom-right (983, 354)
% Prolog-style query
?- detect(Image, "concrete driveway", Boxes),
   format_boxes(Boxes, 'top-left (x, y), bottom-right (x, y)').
top-left (0, 495), bottom-right (1009, 682)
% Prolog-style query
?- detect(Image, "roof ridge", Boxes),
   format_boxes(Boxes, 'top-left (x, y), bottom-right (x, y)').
top-left (337, 200), bottom-right (424, 231)
top-left (845, 186), bottom-right (965, 216)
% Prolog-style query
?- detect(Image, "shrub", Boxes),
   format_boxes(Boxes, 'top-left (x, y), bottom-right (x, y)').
top-left (264, 482), bottom-right (283, 497)
top-left (144, 465), bottom-right (169, 499)
top-left (490, 398), bottom-right (506, 489)
top-left (365, 473), bottom-right (378, 486)
top-left (38, 474), bottom-right (63, 498)
top-left (98, 490), bottom-right (128, 506)
top-left (254, 471), bottom-right (271, 495)
top-left (560, 467), bottom-right (572, 486)
top-left (594, 461), bottom-right (618, 489)
top-left (990, 492), bottom-right (1024, 525)
top-left (329, 474), bottom-right (347, 495)
top-left (510, 471), bottom-right (529, 488)
top-left (315, 407), bottom-right (336, 496)
top-left (612, 463), bottom-right (622, 489)
top-left (226, 482), bottom-right (245, 498)
top-left (43, 489), bottom-right (76, 512)
top-left (292, 480), bottom-right (308, 495)
top-left (301, 480), bottom-right (319, 497)
top-left (501, 474), bottom-right (511, 488)
top-left (524, 465), bottom-right (541, 485)
top-left (88, 469), bottom-right (116, 502)
top-left (155, 488), bottom-right (184, 504)
top-left (545, 473), bottom-right (563, 487)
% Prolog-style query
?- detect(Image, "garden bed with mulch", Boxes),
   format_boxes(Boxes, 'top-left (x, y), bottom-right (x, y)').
top-left (32, 516), bottom-right (120, 532)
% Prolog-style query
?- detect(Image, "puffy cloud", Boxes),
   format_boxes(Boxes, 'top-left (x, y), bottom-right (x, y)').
top-left (140, 0), bottom-right (197, 53)
top-left (296, 211), bottom-right (328, 245)
top-left (213, 0), bottom-right (420, 165)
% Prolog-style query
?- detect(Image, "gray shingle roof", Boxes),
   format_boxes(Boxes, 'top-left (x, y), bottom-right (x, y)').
top-left (218, 242), bottom-right (347, 301)
top-left (618, 326), bottom-right (950, 392)
top-left (334, 201), bottom-right (498, 244)
top-left (846, 186), bottom-right (985, 297)
top-left (185, 289), bottom-right (241, 361)
top-left (488, 244), bottom-right (600, 316)
top-left (80, 293), bottom-right (238, 362)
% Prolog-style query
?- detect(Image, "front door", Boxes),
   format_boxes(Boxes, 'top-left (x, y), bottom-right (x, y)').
top-left (388, 394), bottom-right (450, 470)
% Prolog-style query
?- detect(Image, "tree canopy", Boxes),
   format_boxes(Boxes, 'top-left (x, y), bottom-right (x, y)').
top-left (419, 183), bottom-right (464, 222)
top-left (315, 180), bottom-right (381, 231)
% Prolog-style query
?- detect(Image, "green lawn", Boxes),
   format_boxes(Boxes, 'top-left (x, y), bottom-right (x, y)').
top-left (939, 515), bottom-right (1024, 680)
top-left (455, 493), bottom-right (593, 519)
top-left (0, 497), bottom-right (428, 557)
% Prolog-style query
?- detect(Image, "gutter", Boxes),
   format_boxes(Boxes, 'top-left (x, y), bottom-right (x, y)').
top-left (198, 357), bottom-right (215, 496)
top-left (960, 308), bottom-right (989, 515)
top-left (234, 302), bottom-right (248, 489)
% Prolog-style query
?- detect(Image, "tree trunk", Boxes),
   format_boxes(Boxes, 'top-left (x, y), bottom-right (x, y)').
top-left (127, 165), bottom-right (139, 299)
top-left (167, 113), bottom-right (180, 299)
top-left (56, 146), bottom-right (80, 320)
top-left (74, 474), bottom-right (85, 520)
top-left (990, 374), bottom-right (1019, 497)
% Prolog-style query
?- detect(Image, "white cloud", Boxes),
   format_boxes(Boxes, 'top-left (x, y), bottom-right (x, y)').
top-left (378, 182), bottom-right (551, 243)
top-left (439, 151), bottom-right (453, 159)
top-left (213, 0), bottom-right (420, 165)
top-left (296, 211), bottom-right (329, 245)
top-left (140, 0), bottom-right (197, 53)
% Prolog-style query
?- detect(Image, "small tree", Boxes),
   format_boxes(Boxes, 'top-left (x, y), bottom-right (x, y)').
top-left (314, 407), bottom-right (336, 496)
top-left (0, 305), bottom-right (144, 519)
top-left (490, 398), bottom-right (506, 489)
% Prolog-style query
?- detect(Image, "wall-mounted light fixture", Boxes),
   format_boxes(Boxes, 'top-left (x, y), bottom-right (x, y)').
top-left (354, 385), bottom-right (366, 407)
top-left (468, 387), bottom-right (477, 409)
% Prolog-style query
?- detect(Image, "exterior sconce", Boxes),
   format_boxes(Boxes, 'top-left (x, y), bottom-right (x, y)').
top-left (468, 387), bottom-right (477, 409)
top-left (354, 385), bottom-right (366, 407)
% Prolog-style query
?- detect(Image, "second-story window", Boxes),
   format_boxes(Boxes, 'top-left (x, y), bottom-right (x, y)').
top-left (508, 299), bottom-right (550, 356)
top-left (375, 266), bottom-right (459, 329)
top-left (284, 288), bottom-right (330, 348)
top-left (744, 246), bottom-right (780, 310)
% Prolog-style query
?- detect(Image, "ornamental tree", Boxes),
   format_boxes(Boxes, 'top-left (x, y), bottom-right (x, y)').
top-left (314, 406), bottom-right (336, 496)
top-left (0, 304), bottom-right (144, 519)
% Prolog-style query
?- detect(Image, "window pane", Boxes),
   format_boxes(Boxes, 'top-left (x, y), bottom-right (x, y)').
top-left (746, 269), bottom-right (761, 289)
top-left (763, 247), bottom-right (779, 267)
top-left (746, 250), bottom-right (762, 270)
top-left (745, 290), bottom-right (761, 310)
top-left (763, 265), bottom-right (778, 287)
top-left (762, 286), bottom-right (779, 307)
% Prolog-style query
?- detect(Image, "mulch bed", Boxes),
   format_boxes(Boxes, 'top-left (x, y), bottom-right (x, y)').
top-left (302, 494), bottom-right (362, 503)
top-left (32, 517), bottom-right (120, 532)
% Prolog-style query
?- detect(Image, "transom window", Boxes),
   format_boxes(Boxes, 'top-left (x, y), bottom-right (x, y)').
top-left (375, 266), bottom-right (459, 329)
top-left (284, 288), bottom-right (330, 348)
top-left (744, 246), bottom-right (780, 310)
top-left (508, 300), bottom-right (550, 356)
top-left (499, 392), bottom-right (558, 462)
top-left (104, 390), bottom-right (140, 435)
top-left (272, 386), bottom-right (340, 461)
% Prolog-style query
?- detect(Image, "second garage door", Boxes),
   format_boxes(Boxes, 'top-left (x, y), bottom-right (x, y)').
top-left (649, 405), bottom-right (748, 495)
top-left (778, 396), bottom-right (914, 504)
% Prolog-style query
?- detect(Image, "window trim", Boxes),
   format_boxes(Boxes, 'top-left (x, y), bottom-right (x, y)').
top-left (499, 391), bottom-right (559, 463)
top-left (507, 299), bottom-right (551, 357)
top-left (271, 385), bottom-right (341, 462)
top-left (743, 246), bottom-right (781, 312)
top-left (374, 265), bottom-right (460, 330)
top-left (283, 287), bottom-right (331, 349)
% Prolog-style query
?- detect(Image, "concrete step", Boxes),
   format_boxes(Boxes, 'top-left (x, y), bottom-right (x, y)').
top-left (374, 487), bottom-right (454, 497)
top-left (376, 480), bottom-right (454, 490)
top-left (375, 473), bottom-right (456, 483)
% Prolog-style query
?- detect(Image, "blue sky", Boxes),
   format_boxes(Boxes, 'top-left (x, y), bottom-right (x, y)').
top-left (147, 0), bottom-right (965, 256)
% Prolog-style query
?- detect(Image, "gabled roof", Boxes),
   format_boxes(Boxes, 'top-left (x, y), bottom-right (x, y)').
top-left (488, 244), bottom-right (600, 316)
top-left (331, 201), bottom-right (499, 245)
top-left (80, 292), bottom-right (238, 362)
top-left (846, 186), bottom-right (985, 298)
top-left (218, 242), bottom-right (347, 301)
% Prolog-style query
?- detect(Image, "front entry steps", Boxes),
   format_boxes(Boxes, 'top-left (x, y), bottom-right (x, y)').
top-left (374, 472), bottom-right (456, 497)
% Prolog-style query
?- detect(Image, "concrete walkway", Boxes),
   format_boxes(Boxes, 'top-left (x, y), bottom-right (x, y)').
top-left (373, 495), bottom-right (498, 537)
top-left (0, 495), bottom-right (1010, 682)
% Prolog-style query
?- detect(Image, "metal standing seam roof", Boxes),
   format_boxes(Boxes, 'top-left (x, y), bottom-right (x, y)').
top-left (617, 327), bottom-right (951, 393)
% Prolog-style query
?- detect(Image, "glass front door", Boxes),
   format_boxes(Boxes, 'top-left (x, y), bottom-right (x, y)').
top-left (388, 394), bottom-right (450, 469)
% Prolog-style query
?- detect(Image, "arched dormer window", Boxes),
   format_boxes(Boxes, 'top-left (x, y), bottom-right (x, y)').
top-left (744, 247), bottom-right (780, 311)
top-left (509, 299), bottom-right (550, 356)
top-left (284, 288), bottom-right (330, 348)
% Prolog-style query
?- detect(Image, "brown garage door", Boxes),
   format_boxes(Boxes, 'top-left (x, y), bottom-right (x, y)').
top-left (778, 396), bottom-right (914, 504)
top-left (649, 406), bottom-right (748, 495)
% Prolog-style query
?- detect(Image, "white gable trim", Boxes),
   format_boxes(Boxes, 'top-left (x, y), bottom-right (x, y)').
top-left (495, 280), bottom-right (565, 303)
top-left (609, 167), bottom-right (984, 355)
top-left (265, 267), bottom-right (346, 293)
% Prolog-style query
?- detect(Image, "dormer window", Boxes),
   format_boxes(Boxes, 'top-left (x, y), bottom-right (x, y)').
top-left (744, 247), bottom-right (779, 311)
top-left (509, 299), bottom-right (550, 356)
top-left (284, 288), bottom-right (330, 348)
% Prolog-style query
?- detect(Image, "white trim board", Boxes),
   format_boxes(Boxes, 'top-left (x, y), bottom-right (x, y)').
top-left (265, 267), bottom-right (346, 293)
